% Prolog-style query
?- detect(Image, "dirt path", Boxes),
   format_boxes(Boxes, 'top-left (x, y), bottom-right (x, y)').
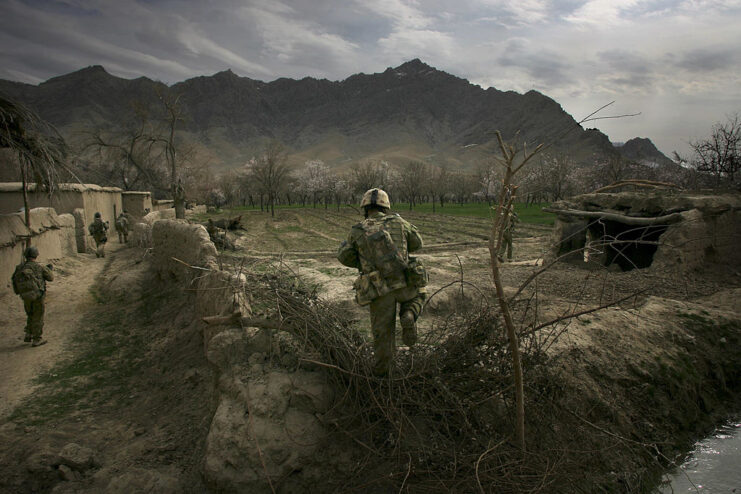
top-left (0, 242), bottom-right (125, 419)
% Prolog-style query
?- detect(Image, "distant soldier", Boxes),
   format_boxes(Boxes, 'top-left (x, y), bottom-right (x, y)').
top-left (338, 188), bottom-right (428, 376)
top-left (88, 212), bottom-right (109, 258)
top-left (499, 207), bottom-right (519, 262)
top-left (12, 246), bottom-right (54, 347)
top-left (206, 218), bottom-right (236, 251)
top-left (115, 211), bottom-right (130, 243)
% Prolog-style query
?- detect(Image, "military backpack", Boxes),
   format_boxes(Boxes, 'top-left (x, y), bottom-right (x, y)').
top-left (352, 216), bottom-right (409, 305)
top-left (12, 262), bottom-right (43, 301)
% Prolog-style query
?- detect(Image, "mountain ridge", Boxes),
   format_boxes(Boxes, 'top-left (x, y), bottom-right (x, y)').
top-left (0, 60), bottom-right (673, 171)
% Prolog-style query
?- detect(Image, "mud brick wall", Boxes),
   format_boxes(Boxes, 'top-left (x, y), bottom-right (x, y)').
top-left (0, 208), bottom-right (76, 296)
top-left (152, 220), bottom-right (218, 283)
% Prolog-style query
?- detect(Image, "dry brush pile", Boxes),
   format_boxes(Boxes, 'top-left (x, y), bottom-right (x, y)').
top-left (221, 257), bottom-right (691, 493)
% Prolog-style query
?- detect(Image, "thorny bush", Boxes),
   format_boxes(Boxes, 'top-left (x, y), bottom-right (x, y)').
top-left (228, 258), bottom-right (689, 493)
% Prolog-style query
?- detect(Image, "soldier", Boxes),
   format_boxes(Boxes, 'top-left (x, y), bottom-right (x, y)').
top-left (115, 211), bottom-right (130, 243)
top-left (206, 218), bottom-right (236, 251)
top-left (338, 188), bottom-right (428, 376)
top-left (12, 246), bottom-right (54, 347)
top-left (88, 212), bottom-right (109, 257)
top-left (499, 207), bottom-right (519, 262)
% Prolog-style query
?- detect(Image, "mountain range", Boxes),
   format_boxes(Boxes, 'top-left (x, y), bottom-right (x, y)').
top-left (0, 59), bottom-right (672, 172)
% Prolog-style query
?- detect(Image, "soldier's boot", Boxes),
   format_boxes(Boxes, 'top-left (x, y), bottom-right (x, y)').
top-left (400, 311), bottom-right (417, 347)
top-left (23, 331), bottom-right (32, 343)
top-left (32, 339), bottom-right (47, 347)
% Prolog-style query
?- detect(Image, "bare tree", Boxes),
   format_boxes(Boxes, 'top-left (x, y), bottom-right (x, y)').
top-left (397, 160), bottom-right (426, 209)
top-left (542, 153), bottom-right (576, 200)
top-left (157, 91), bottom-right (187, 218)
top-left (80, 105), bottom-right (164, 191)
top-left (427, 164), bottom-right (450, 212)
top-left (247, 140), bottom-right (292, 217)
top-left (689, 113), bottom-right (740, 188)
top-left (0, 95), bottom-right (67, 238)
top-left (349, 160), bottom-right (392, 196)
top-left (488, 131), bottom-right (543, 452)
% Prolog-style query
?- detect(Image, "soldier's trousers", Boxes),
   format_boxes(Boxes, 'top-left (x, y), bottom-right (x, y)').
top-left (23, 296), bottom-right (45, 341)
top-left (499, 231), bottom-right (513, 260)
top-left (369, 286), bottom-right (426, 376)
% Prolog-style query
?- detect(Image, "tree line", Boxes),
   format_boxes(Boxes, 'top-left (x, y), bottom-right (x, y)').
top-left (2, 90), bottom-right (738, 215)
top-left (209, 113), bottom-right (740, 214)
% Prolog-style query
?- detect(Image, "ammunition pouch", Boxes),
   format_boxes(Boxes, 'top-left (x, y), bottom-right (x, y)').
top-left (353, 270), bottom-right (405, 306)
top-left (405, 257), bottom-right (428, 288)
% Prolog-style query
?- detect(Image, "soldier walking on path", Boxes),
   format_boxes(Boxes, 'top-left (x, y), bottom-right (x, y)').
top-left (88, 212), bottom-right (109, 257)
top-left (337, 188), bottom-right (428, 376)
top-left (11, 246), bottom-right (54, 347)
top-left (115, 211), bottom-right (130, 243)
top-left (499, 206), bottom-right (519, 262)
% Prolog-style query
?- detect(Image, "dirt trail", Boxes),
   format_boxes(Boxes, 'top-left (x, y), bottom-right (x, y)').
top-left (0, 242), bottom-right (124, 419)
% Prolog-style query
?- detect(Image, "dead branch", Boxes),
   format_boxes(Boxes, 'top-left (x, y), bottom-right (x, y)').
top-left (592, 179), bottom-right (681, 194)
top-left (542, 208), bottom-right (684, 225)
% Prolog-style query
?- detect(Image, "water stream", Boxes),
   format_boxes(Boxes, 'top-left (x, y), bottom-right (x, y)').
top-left (659, 419), bottom-right (741, 493)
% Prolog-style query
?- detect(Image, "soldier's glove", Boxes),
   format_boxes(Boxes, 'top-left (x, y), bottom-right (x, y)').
top-left (46, 264), bottom-right (54, 270)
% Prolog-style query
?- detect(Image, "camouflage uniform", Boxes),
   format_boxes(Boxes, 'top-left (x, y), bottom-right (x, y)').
top-left (338, 209), bottom-right (426, 376)
top-left (115, 213), bottom-right (130, 243)
top-left (206, 219), bottom-right (236, 250)
top-left (499, 211), bottom-right (518, 261)
top-left (12, 259), bottom-right (53, 344)
top-left (88, 216), bottom-right (109, 257)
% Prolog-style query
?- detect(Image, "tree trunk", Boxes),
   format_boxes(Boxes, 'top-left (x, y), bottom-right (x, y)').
top-left (20, 160), bottom-right (31, 249)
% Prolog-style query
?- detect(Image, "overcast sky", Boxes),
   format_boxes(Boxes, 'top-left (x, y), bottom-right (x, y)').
top-left (2, 0), bottom-right (740, 157)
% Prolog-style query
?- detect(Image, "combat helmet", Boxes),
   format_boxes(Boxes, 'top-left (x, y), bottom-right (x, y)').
top-left (94, 212), bottom-right (102, 218)
top-left (360, 188), bottom-right (391, 209)
top-left (24, 246), bottom-right (39, 259)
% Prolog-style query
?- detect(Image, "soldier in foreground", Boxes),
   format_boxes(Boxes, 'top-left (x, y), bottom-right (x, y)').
top-left (88, 212), bottom-right (109, 257)
top-left (11, 246), bottom-right (54, 347)
top-left (115, 211), bottom-right (130, 243)
top-left (338, 188), bottom-right (428, 376)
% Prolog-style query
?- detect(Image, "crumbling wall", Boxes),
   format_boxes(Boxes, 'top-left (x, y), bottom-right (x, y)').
top-left (0, 208), bottom-right (74, 295)
top-left (57, 213), bottom-right (77, 257)
top-left (652, 209), bottom-right (741, 272)
top-left (152, 220), bottom-right (218, 282)
top-left (129, 210), bottom-right (177, 249)
top-left (149, 219), bottom-right (345, 493)
top-left (547, 191), bottom-right (741, 272)
top-left (152, 199), bottom-right (174, 212)
top-left (121, 191), bottom-right (153, 218)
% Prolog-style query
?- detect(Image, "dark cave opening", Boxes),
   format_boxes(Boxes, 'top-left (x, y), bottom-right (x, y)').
top-left (586, 220), bottom-right (668, 271)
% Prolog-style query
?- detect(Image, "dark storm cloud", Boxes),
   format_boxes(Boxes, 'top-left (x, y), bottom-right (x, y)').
top-left (0, 0), bottom-right (740, 156)
top-left (497, 39), bottom-right (574, 87)
top-left (676, 48), bottom-right (738, 73)
top-left (597, 50), bottom-right (655, 90)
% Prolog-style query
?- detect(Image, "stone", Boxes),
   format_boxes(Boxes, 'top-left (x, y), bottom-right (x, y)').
top-left (105, 468), bottom-right (181, 494)
top-left (206, 329), bottom-right (249, 371)
top-left (57, 464), bottom-right (80, 481)
top-left (58, 443), bottom-right (98, 471)
top-left (25, 449), bottom-right (58, 474)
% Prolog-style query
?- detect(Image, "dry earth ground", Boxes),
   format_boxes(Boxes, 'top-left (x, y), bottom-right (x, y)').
top-left (0, 207), bottom-right (739, 493)
top-left (0, 244), bottom-right (214, 493)
top-left (218, 207), bottom-right (741, 338)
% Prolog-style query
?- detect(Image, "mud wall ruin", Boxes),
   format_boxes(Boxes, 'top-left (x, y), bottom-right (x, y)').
top-left (0, 208), bottom-right (76, 296)
top-left (152, 199), bottom-right (174, 212)
top-left (149, 219), bottom-right (342, 493)
top-left (121, 191), bottom-right (153, 218)
top-left (0, 183), bottom-right (125, 253)
top-left (547, 191), bottom-right (741, 272)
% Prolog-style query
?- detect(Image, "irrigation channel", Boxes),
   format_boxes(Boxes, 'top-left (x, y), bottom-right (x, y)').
top-left (660, 417), bottom-right (741, 493)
